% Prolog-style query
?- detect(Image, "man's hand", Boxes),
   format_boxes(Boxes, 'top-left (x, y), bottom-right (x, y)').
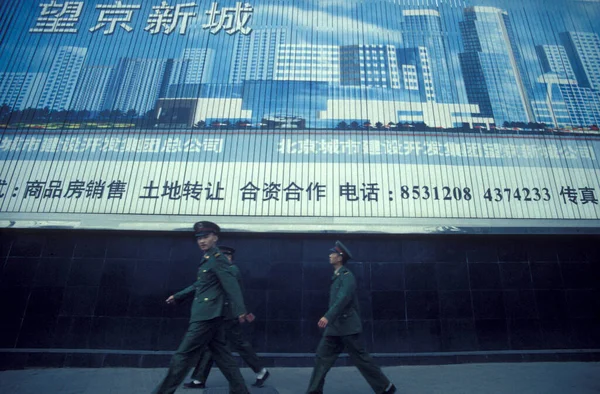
top-left (238, 314), bottom-right (247, 323)
top-left (245, 313), bottom-right (256, 323)
top-left (166, 295), bottom-right (176, 304)
top-left (318, 317), bottom-right (329, 328)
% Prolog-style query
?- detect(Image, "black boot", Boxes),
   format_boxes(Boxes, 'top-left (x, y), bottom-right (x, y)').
top-left (252, 370), bottom-right (270, 387)
top-left (183, 381), bottom-right (205, 389)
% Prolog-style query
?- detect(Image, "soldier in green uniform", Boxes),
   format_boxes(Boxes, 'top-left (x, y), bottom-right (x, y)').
top-left (153, 221), bottom-right (250, 394)
top-left (184, 245), bottom-right (270, 389)
top-left (306, 241), bottom-right (397, 394)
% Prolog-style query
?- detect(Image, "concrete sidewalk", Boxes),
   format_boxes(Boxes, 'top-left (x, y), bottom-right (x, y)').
top-left (0, 363), bottom-right (599, 394)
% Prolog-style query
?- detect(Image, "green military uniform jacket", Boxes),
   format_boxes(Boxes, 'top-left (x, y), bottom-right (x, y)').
top-left (222, 264), bottom-right (245, 320)
top-left (323, 265), bottom-right (362, 336)
top-left (173, 247), bottom-right (246, 322)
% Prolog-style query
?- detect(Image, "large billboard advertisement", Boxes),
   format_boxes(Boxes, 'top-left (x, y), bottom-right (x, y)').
top-left (1, 0), bottom-right (599, 233)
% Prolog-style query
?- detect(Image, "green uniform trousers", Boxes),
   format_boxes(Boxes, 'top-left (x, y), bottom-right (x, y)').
top-left (191, 318), bottom-right (263, 382)
top-left (306, 334), bottom-right (390, 394)
top-left (153, 317), bottom-right (249, 394)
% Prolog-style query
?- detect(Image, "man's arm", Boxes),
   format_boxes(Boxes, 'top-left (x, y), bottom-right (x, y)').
top-left (231, 265), bottom-right (245, 298)
top-left (214, 259), bottom-right (247, 318)
top-left (323, 274), bottom-right (356, 323)
top-left (231, 265), bottom-right (256, 322)
top-left (166, 284), bottom-right (196, 304)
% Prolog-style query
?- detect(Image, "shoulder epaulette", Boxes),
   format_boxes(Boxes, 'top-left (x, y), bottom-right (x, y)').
top-left (214, 252), bottom-right (221, 257)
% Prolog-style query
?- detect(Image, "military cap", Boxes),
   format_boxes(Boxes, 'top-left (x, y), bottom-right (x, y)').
top-left (219, 245), bottom-right (236, 256)
top-left (193, 221), bottom-right (220, 238)
top-left (329, 240), bottom-right (353, 260)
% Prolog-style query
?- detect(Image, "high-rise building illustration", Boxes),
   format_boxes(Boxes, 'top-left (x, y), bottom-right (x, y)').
top-left (560, 31), bottom-right (600, 90)
top-left (38, 46), bottom-right (87, 111)
top-left (397, 47), bottom-right (436, 101)
top-left (71, 66), bottom-right (113, 111)
top-left (530, 75), bottom-right (572, 128)
top-left (536, 45), bottom-right (576, 80)
top-left (458, 6), bottom-right (532, 125)
top-left (0, 72), bottom-right (46, 110)
top-left (533, 45), bottom-right (599, 127)
top-left (401, 9), bottom-right (458, 103)
top-left (229, 28), bottom-right (286, 83)
top-left (558, 84), bottom-right (600, 126)
top-left (274, 44), bottom-right (340, 83)
top-left (339, 45), bottom-right (401, 89)
top-left (169, 48), bottom-right (214, 85)
top-left (105, 58), bottom-right (169, 114)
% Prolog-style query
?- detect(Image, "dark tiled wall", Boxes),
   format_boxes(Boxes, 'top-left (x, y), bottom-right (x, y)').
top-left (0, 230), bottom-right (599, 356)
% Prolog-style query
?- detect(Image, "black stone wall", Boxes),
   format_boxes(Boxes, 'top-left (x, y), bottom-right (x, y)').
top-left (0, 229), bottom-right (599, 369)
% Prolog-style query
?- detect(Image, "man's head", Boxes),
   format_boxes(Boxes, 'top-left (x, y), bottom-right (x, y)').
top-left (328, 240), bottom-right (353, 266)
top-left (193, 221), bottom-right (220, 251)
top-left (219, 245), bottom-right (236, 263)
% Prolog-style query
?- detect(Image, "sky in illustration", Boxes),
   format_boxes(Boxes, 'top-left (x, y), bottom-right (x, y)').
top-left (0, 0), bottom-right (599, 87)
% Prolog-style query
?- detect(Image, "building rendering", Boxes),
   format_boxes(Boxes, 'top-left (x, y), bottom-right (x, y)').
top-left (274, 44), bottom-right (341, 83)
top-left (397, 47), bottom-right (436, 102)
top-left (530, 74), bottom-right (572, 127)
top-left (558, 83), bottom-right (600, 126)
top-left (71, 66), bottom-right (113, 112)
top-left (536, 44), bottom-right (577, 80)
top-left (0, 72), bottom-right (46, 110)
top-left (459, 6), bottom-right (532, 125)
top-left (229, 28), bottom-right (286, 83)
top-left (339, 44), bottom-right (401, 89)
top-left (38, 46), bottom-right (87, 111)
top-left (401, 9), bottom-right (459, 103)
top-left (168, 48), bottom-right (214, 86)
top-left (105, 58), bottom-right (169, 114)
top-left (534, 37), bottom-right (600, 127)
top-left (560, 31), bottom-right (600, 90)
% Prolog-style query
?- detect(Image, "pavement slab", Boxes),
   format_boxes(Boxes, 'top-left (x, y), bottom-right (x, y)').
top-left (0, 363), bottom-right (599, 394)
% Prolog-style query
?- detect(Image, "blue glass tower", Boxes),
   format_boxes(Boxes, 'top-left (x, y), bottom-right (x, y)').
top-left (530, 76), bottom-right (572, 128)
top-left (560, 31), bottom-right (600, 91)
top-left (558, 84), bottom-right (600, 126)
top-left (536, 45), bottom-right (576, 80)
top-left (458, 6), bottom-right (532, 126)
top-left (396, 47), bottom-right (436, 102)
top-left (401, 9), bottom-right (458, 103)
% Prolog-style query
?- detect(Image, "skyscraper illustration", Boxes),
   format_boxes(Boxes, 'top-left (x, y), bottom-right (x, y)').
top-left (71, 66), bottom-right (113, 111)
top-left (529, 75), bottom-right (572, 128)
top-left (560, 31), bottom-right (600, 91)
top-left (397, 47), bottom-right (436, 101)
top-left (458, 6), bottom-right (532, 125)
top-left (534, 35), bottom-right (600, 127)
top-left (229, 28), bottom-right (286, 83)
top-left (557, 84), bottom-right (600, 126)
top-left (105, 58), bottom-right (169, 114)
top-left (339, 45), bottom-right (401, 89)
top-left (536, 45), bottom-right (576, 80)
top-left (401, 9), bottom-right (458, 103)
top-left (169, 48), bottom-right (214, 85)
top-left (0, 72), bottom-right (46, 110)
top-left (274, 44), bottom-right (340, 83)
top-left (38, 46), bottom-right (87, 111)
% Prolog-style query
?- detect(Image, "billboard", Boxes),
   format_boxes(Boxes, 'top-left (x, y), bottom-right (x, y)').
top-left (1, 0), bottom-right (599, 233)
